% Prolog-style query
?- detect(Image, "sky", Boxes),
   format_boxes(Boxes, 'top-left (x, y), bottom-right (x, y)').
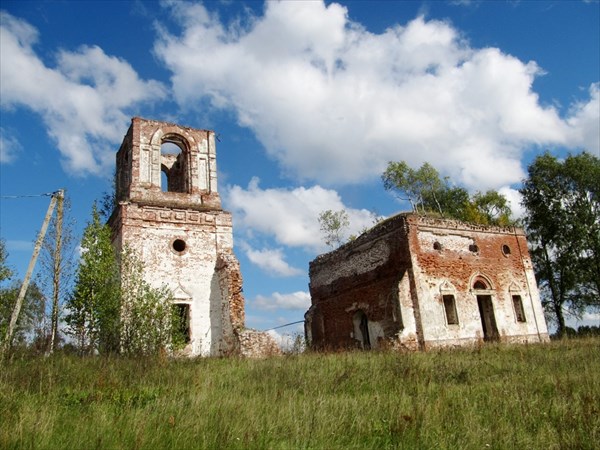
top-left (1, 0), bottom-right (599, 341)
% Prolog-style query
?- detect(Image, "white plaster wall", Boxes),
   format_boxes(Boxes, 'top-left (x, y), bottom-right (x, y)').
top-left (411, 228), bottom-right (549, 345)
top-left (396, 272), bottom-right (418, 341)
top-left (122, 220), bottom-right (233, 356)
top-left (418, 231), bottom-right (475, 254)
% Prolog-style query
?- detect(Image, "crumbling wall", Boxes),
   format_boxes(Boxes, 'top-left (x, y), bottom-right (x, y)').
top-left (308, 215), bottom-right (411, 350)
top-left (407, 215), bottom-right (549, 348)
top-left (306, 213), bottom-right (549, 352)
top-left (111, 117), bottom-right (249, 357)
top-left (238, 329), bottom-right (282, 358)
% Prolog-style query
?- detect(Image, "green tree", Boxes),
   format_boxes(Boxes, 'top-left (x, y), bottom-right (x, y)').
top-left (0, 239), bottom-right (12, 284)
top-left (382, 161), bottom-right (512, 226)
top-left (1, 280), bottom-right (45, 348)
top-left (119, 246), bottom-right (177, 355)
top-left (1, 240), bottom-right (45, 349)
top-left (520, 152), bottom-right (600, 335)
top-left (318, 210), bottom-right (350, 249)
top-left (382, 161), bottom-right (445, 213)
top-left (65, 204), bottom-right (120, 354)
top-left (463, 190), bottom-right (512, 226)
top-left (39, 194), bottom-right (76, 352)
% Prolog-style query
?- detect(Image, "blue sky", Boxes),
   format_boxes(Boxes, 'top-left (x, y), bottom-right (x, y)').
top-left (1, 0), bottom-right (599, 339)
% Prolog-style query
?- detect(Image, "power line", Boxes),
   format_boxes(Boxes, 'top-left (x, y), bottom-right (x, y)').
top-left (0, 191), bottom-right (58, 199)
top-left (263, 320), bottom-right (304, 332)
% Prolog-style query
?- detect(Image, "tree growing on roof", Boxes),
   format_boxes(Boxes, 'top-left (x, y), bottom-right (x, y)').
top-left (381, 161), bottom-right (512, 226)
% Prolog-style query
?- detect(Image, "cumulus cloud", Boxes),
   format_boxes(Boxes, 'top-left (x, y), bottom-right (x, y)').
top-left (155, 1), bottom-right (599, 190)
top-left (0, 130), bottom-right (21, 163)
top-left (243, 245), bottom-right (304, 277)
top-left (0, 12), bottom-right (166, 174)
top-left (253, 291), bottom-right (311, 311)
top-left (224, 177), bottom-right (375, 251)
top-left (566, 83), bottom-right (600, 154)
top-left (498, 186), bottom-right (526, 220)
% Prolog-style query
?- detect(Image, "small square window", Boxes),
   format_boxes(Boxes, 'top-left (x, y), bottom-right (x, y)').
top-left (443, 295), bottom-right (459, 325)
top-left (512, 295), bottom-right (526, 323)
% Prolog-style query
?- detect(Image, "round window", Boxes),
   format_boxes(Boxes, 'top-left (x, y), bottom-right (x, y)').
top-left (502, 244), bottom-right (511, 256)
top-left (172, 239), bottom-right (187, 253)
top-left (433, 241), bottom-right (442, 251)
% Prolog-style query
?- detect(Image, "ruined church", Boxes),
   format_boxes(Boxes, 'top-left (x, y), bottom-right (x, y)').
top-left (306, 213), bottom-right (549, 351)
top-left (109, 117), bottom-right (278, 357)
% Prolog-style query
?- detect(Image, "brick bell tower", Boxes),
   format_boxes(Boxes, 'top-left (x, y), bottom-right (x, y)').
top-left (109, 117), bottom-right (245, 356)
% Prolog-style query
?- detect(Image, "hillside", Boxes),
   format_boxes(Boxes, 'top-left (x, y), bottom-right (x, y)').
top-left (1, 338), bottom-right (598, 449)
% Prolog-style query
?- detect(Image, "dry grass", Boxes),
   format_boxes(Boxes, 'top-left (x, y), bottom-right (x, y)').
top-left (1, 337), bottom-right (599, 449)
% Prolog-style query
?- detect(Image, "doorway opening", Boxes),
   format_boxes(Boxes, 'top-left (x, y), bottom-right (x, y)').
top-left (353, 310), bottom-right (371, 349)
top-left (477, 295), bottom-right (499, 342)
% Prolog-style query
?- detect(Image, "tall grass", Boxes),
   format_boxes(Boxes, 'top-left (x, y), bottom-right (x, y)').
top-left (1, 338), bottom-right (598, 449)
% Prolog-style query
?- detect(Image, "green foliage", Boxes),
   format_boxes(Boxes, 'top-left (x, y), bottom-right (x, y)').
top-left (318, 209), bottom-right (350, 249)
top-left (382, 161), bottom-right (512, 225)
top-left (0, 239), bottom-right (12, 284)
top-left (0, 280), bottom-right (45, 347)
top-left (1, 338), bottom-right (598, 449)
top-left (39, 193), bottom-right (76, 353)
top-left (1, 239), bottom-right (46, 348)
top-left (66, 205), bottom-right (181, 356)
top-left (119, 247), bottom-right (176, 356)
top-left (520, 152), bottom-right (600, 335)
top-left (382, 161), bottom-right (443, 213)
top-left (65, 204), bottom-right (120, 354)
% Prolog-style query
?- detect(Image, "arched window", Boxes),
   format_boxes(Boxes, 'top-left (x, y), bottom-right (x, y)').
top-left (160, 137), bottom-right (189, 193)
top-left (473, 280), bottom-right (488, 290)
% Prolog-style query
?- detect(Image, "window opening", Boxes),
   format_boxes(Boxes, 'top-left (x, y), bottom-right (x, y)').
top-left (172, 303), bottom-right (191, 344)
top-left (433, 241), bottom-right (442, 251)
top-left (502, 244), bottom-right (511, 256)
top-left (172, 239), bottom-right (186, 253)
top-left (512, 295), bottom-right (526, 322)
top-left (473, 280), bottom-right (487, 290)
top-left (443, 295), bottom-right (459, 325)
top-left (160, 170), bottom-right (169, 193)
top-left (160, 139), bottom-right (188, 193)
top-left (469, 244), bottom-right (479, 253)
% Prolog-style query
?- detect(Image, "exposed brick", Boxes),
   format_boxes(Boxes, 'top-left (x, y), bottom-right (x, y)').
top-left (306, 213), bottom-right (549, 351)
top-left (109, 117), bottom-right (278, 358)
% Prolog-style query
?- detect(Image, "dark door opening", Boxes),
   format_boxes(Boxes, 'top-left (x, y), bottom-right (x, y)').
top-left (477, 295), bottom-right (499, 342)
top-left (352, 310), bottom-right (372, 349)
top-left (358, 311), bottom-right (371, 350)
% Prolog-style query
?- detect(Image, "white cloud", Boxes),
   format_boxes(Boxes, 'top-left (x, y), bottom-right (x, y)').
top-left (243, 245), bottom-right (304, 277)
top-left (253, 290), bottom-right (311, 311)
top-left (224, 177), bottom-right (375, 251)
top-left (0, 12), bottom-right (166, 175)
top-left (566, 83), bottom-right (600, 155)
top-left (5, 240), bottom-right (33, 252)
top-left (155, 1), bottom-right (599, 190)
top-left (266, 329), bottom-right (305, 353)
top-left (0, 130), bottom-right (21, 163)
top-left (498, 186), bottom-right (526, 220)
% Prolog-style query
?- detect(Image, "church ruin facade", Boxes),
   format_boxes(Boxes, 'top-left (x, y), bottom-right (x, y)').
top-left (109, 117), bottom-right (277, 357)
top-left (305, 213), bottom-right (549, 351)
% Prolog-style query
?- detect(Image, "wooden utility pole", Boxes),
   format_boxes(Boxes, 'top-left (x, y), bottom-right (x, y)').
top-left (49, 189), bottom-right (64, 353)
top-left (1, 191), bottom-right (61, 358)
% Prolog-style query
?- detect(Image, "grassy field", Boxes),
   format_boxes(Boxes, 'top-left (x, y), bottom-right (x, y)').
top-left (1, 338), bottom-right (599, 449)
